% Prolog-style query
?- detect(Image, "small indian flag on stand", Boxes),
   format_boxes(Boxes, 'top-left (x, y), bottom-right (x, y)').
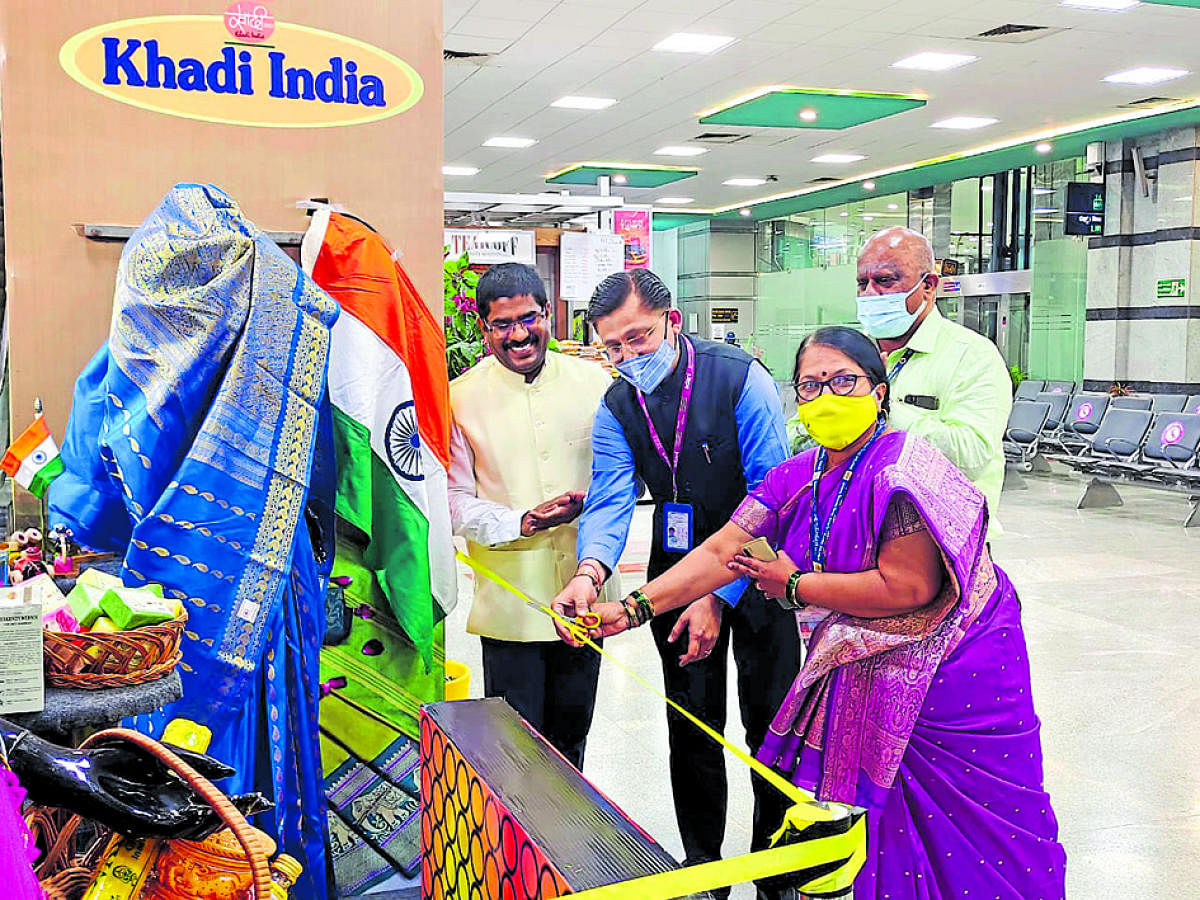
top-left (2, 415), bottom-right (63, 498)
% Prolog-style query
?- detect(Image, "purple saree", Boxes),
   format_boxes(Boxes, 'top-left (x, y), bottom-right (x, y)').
top-left (732, 431), bottom-right (1065, 899)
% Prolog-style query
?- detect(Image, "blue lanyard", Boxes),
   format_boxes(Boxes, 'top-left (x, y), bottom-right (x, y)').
top-left (887, 349), bottom-right (915, 383)
top-left (808, 421), bottom-right (886, 573)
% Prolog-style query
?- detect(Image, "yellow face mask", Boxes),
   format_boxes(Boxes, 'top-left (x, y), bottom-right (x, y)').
top-left (795, 392), bottom-right (880, 451)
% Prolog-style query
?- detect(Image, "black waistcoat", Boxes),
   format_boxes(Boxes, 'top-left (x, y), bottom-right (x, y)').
top-left (604, 336), bottom-right (753, 579)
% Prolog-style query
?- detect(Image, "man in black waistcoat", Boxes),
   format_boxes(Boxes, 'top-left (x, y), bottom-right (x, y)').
top-left (552, 270), bottom-right (802, 900)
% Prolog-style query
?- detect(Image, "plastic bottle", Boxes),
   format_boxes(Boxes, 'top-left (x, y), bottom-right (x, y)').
top-left (82, 719), bottom-right (213, 900)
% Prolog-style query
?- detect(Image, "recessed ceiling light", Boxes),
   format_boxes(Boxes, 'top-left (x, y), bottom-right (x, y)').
top-left (887, 203), bottom-right (899, 210)
top-left (1035, 142), bottom-right (1053, 154)
top-left (739, 208), bottom-right (753, 217)
top-left (612, 174), bottom-right (628, 184)
top-left (653, 33), bottom-right (735, 54)
top-left (1033, 208), bottom-right (1060, 214)
top-left (931, 116), bottom-right (999, 130)
top-left (484, 136), bottom-right (537, 148)
top-left (657, 197), bottom-right (695, 205)
top-left (442, 165), bottom-right (479, 176)
top-left (1062, 0), bottom-right (1139, 9)
top-left (655, 145), bottom-right (708, 157)
top-left (1103, 66), bottom-right (1189, 86)
top-left (892, 52), bottom-right (978, 72)
top-left (724, 177), bottom-right (767, 187)
top-left (863, 180), bottom-right (877, 190)
top-left (799, 108), bottom-right (818, 122)
top-left (863, 214), bottom-right (875, 221)
top-left (551, 95), bottom-right (618, 110)
top-left (812, 153), bottom-right (867, 164)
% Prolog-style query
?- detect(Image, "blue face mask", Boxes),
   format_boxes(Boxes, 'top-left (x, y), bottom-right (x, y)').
top-left (856, 274), bottom-right (930, 339)
top-left (616, 325), bottom-right (678, 394)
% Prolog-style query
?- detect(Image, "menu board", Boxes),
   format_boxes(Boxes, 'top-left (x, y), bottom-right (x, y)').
top-left (560, 232), bottom-right (626, 301)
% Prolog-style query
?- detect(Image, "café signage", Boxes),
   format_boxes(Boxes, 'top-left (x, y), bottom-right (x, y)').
top-left (59, 15), bottom-right (424, 128)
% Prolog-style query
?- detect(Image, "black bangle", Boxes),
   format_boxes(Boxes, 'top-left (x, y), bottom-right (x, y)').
top-left (785, 570), bottom-right (805, 608)
top-left (628, 589), bottom-right (655, 626)
top-left (621, 598), bottom-right (638, 630)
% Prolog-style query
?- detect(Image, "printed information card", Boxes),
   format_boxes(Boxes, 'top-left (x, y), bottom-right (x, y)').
top-left (0, 582), bottom-right (45, 714)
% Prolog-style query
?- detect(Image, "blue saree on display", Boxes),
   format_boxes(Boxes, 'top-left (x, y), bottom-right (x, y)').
top-left (48, 184), bottom-right (339, 898)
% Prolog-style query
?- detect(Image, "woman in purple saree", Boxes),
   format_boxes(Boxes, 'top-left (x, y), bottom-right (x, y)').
top-left (578, 326), bottom-right (1066, 898)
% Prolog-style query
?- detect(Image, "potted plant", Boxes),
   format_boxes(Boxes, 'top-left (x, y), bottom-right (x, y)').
top-left (443, 248), bottom-right (487, 379)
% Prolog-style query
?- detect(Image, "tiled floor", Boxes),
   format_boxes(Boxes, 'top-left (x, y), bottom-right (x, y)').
top-left (445, 470), bottom-right (1200, 898)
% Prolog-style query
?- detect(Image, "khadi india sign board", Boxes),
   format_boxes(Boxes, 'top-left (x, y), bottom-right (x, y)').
top-left (59, 13), bottom-right (424, 128)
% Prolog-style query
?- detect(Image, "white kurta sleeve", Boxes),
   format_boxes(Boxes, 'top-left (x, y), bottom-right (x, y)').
top-left (448, 418), bottom-right (524, 546)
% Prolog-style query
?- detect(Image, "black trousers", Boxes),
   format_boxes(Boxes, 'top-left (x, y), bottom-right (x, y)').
top-left (480, 636), bottom-right (602, 770)
top-left (649, 588), bottom-right (802, 899)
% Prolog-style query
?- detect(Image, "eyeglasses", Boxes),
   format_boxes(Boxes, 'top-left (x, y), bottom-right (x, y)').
top-left (481, 309), bottom-right (545, 337)
top-left (602, 313), bottom-right (667, 361)
top-left (794, 374), bottom-right (872, 402)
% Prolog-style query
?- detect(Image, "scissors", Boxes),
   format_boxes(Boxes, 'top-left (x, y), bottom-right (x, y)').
top-left (543, 604), bottom-right (600, 643)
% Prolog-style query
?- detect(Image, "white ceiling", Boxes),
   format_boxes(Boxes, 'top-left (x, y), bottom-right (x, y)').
top-left (443, 0), bottom-right (1200, 213)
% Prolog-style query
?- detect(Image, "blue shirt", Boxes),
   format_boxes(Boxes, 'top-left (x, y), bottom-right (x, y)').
top-left (577, 361), bottom-right (788, 605)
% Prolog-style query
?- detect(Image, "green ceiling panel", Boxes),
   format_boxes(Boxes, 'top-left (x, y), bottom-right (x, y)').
top-left (546, 163), bottom-right (698, 188)
top-left (652, 212), bottom-right (708, 231)
top-left (1140, 0), bottom-right (1200, 7)
top-left (710, 104), bottom-right (1200, 224)
top-left (699, 87), bottom-right (925, 130)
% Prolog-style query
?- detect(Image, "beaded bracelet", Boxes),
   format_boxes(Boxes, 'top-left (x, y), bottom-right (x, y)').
top-left (621, 598), bottom-right (638, 630)
top-left (628, 589), bottom-right (655, 626)
top-left (785, 570), bottom-right (805, 608)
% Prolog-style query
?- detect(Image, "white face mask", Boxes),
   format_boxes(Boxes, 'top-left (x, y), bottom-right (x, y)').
top-left (856, 274), bottom-right (930, 339)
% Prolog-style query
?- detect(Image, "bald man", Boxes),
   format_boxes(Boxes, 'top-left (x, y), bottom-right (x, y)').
top-left (856, 227), bottom-right (1012, 530)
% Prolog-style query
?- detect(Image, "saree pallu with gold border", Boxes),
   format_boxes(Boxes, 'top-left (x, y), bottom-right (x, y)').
top-left (49, 184), bottom-right (338, 899)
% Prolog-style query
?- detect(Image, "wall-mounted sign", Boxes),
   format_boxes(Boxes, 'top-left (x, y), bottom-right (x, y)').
top-left (444, 229), bottom-right (536, 266)
top-left (559, 232), bottom-right (624, 300)
top-left (1064, 182), bottom-right (1105, 237)
top-left (613, 209), bottom-right (652, 270)
top-left (711, 307), bottom-right (739, 324)
top-left (940, 279), bottom-right (962, 295)
top-left (59, 16), bottom-right (424, 128)
top-left (1157, 278), bottom-right (1186, 299)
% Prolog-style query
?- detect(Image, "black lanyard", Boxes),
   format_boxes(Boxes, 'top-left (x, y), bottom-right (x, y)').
top-left (888, 349), bottom-right (916, 383)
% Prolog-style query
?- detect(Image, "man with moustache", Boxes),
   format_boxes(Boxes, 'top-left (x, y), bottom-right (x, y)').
top-left (448, 262), bottom-right (619, 768)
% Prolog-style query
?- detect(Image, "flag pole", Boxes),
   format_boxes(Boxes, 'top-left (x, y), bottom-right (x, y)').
top-left (33, 398), bottom-right (45, 547)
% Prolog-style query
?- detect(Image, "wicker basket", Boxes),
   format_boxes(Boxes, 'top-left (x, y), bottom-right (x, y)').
top-left (28, 727), bottom-right (272, 900)
top-left (43, 612), bottom-right (187, 689)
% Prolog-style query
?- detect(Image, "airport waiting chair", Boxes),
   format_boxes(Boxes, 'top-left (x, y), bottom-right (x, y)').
top-left (1057, 393), bottom-right (1110, 455)
top-left (1036, 391), bottom-right (1072, 433)
top-left (1111, 395), bottom-right (1152, 411)
top-left (1043, 380), bottom-right (1074, 395)
top-left (1013, 380), bottom-right (1045, 403)
top-left (1185, 394), bottom-right (1200, 415)
top-left (1004, 401), bottom-right (1051, 469)
top-left (1149, 394), bottom-right (1188, 414)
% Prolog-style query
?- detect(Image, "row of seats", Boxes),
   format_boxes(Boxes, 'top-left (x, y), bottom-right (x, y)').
top-left (1003, 388), bottom-right (1200, 526)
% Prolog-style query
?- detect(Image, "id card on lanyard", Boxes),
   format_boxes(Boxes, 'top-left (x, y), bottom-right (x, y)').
top-left (637, 336), bottom-right (697, 553)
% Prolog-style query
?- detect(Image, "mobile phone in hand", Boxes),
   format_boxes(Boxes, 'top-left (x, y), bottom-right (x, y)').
top-left (741, 537), bottom-right (778, 562)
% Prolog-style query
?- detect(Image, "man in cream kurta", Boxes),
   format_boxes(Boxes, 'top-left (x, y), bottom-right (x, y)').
top-left (449, 262), bottom-right (618, 768)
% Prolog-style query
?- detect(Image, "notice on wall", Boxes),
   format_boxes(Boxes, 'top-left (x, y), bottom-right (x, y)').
top-left (444, 229), bottom-right (536, 265)
top-left (613, 209), bottom-right (652, 270)
top-left (560, 232), bottom-right (625, 301)
top-left (711, 307), bottom-right (739, 323)
top-left (0, 581), bottom-right (44, 714)
top-left (1157, 278), bottom-right (1186, 300)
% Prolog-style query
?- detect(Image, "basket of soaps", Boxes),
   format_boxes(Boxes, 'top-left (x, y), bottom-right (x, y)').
top-left (39, 568), bottom-right (187, 689)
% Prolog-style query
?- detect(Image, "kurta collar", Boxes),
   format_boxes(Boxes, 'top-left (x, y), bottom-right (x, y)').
top-left (492, 349), bottom-right (555, 389)
top-left (903, 304), bottom-right (945, 355)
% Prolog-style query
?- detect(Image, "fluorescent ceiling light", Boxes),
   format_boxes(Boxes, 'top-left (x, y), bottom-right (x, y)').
top-left (1033, 208), bottom-right (1059, 214)
top-left (739, 208), bottom-right (753, 217)
top-left (654, 33), bottom-right (735, 54)
top-left (931, 116), bottom-right (998, 130)
top-left (1033, 187), bottom-right (1055, 195)
top-left (1103, 66), bottom-right (1189, 85)
top-left (657, 197), bottom-right (695, 205)
top-left (724, 177), bottom-right (767, 187)
top-left (892, 52), bottom-right (977, 72)
top-left (887, 203), bottom-right (899, 210)
top-left (655, 145), bottom-right (708, 157)
top-left (551, 95), bottom-right (617, 110)
top-left (484, 136), bottom-right (537, 148)
top-left (1062, 0), bottom-right (1139, 9)
top-left (812, 153), bottom-right (866, 164)
top-left (442, 165), bottom-right (479, 176)
top-left (839, 212), bottom-right (849, 217)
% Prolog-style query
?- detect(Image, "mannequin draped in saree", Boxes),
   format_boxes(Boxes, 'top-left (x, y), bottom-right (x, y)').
top-left (732, 431), bottom-right (1066, 899)
top-left (48, 185), bottom-right (338, 899)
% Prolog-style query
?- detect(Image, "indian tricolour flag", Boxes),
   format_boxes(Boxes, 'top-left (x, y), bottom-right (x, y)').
top-left (2, 415), bottom-right (63, 498)
top-left (302, 208), bottom-right (456, 665)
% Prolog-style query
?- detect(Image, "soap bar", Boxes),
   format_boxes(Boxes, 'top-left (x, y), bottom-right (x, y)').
top-left (78, 567), bottom-right (122, 592)
top-left (67, 584), bottom-right (107, 629)
top-left (100, 587), bottom-right (176, 630)
top-left (26, 574), bottom-right (67, 614)
top-left (89, 616), bottom-right (120, 634)
top-left (43, 606), bottom-right (81, 633)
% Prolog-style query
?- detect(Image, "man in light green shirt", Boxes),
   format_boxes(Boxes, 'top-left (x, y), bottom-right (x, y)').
top-left (856, 227), bottom-right (1013, 531)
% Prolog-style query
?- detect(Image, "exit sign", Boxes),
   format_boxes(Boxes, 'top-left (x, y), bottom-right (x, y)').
top-left (1157, 278), bottom-right (1186, 299)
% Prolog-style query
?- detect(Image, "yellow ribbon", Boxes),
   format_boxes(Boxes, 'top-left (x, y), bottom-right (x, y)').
top-left (454, 551), bottom-right (867, 897)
